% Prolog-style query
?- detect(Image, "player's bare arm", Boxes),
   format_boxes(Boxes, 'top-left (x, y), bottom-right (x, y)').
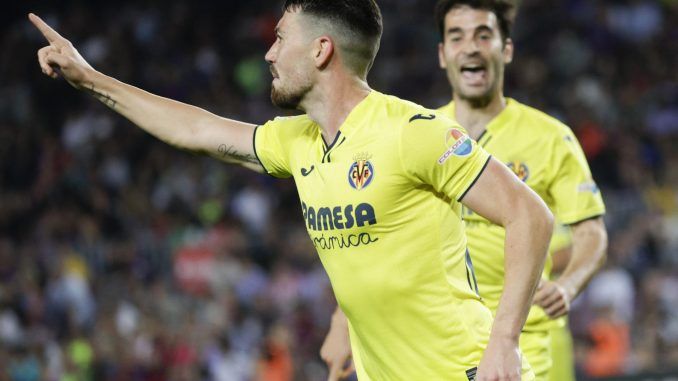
top-left (461, 158), bottom-right (553, 381)
top-left (534, 217), bottom-right (607, 318)
top-left (550, 245), bottom-right (572, 276)
top-left (320, 307), bottom-right (355, 381)
top-left (29, 13), bottom-right (262, 172)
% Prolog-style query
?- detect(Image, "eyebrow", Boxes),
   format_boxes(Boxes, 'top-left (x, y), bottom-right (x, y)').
top-left (474, 25), bottom-right (493, 34)
top-left (446, 27), bottom-right (463, 35)
top-left (446, 25), bottom-right (494, 35)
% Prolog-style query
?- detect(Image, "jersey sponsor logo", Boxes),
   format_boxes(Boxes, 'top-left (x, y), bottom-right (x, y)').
top-left (301, 201), bottom-right (379, 250)
top-left (438, 128), bottom-right (473, 164)
top-left (578, 181), bottom-right (599, 193)
top-left (348, 152), bottom-right (374, 190)
top-left (301, 201), bottom-right (377, 231)
top-left (311, 232), bottom-right (379, 250)
top-left (506, 161), bottom-right (530, 182)
top-left (409, 113), bottom-right (436, 123)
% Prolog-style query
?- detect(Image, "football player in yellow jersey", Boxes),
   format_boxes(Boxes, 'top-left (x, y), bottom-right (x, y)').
top-left (30, 1), bottom-right (555, 379)
top-left (321, 1), bottom-right (608, 380)
top-left (434, 1), bottom-right (608, 378)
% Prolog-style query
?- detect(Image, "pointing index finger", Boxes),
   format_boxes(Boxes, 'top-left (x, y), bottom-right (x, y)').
top-left (28, 13), bottom-right (65, 44)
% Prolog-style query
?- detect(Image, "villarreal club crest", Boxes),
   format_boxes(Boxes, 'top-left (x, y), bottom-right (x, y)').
top-left (506, 161), bottom-right (530, 182)
top-left (348, 152), bottom-right (374, 190)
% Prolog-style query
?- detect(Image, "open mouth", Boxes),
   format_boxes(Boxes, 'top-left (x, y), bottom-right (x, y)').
top-left (460, 63), bottom-right (487, 84)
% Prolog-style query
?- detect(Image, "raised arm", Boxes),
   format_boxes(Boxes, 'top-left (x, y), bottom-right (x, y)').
top-left (461, 158), bottom-right (554, 381)
top-left (29, 13), bottom-right (262, 172)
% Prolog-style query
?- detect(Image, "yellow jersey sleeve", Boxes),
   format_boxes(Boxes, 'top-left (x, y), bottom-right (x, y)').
top-left (548, 130), bottom-right (606, 224)
top-left (400, 115), bottom-right (491, 202)
top-left (253, 117), bottom-right (295, 178)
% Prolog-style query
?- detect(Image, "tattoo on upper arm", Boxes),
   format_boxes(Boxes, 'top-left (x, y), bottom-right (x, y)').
top-left (83, 82), bottom-right (117, 109)
top-left (217, 144), bottom-right (259, 164)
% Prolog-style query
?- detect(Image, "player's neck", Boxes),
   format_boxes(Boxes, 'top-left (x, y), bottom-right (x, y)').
top-left (453, 93), bottom-right (506, 141)
top-left (303, 74), bottom-right (371, 144)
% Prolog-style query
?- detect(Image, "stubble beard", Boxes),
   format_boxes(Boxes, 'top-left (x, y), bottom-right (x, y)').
top-left (270, 82), bottom-right (310, 111)
top-left (457, 87), bottom-right (495, 109)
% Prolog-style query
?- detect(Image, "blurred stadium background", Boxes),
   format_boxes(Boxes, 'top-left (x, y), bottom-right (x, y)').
top-left (1, 0), bottom-right (677, 380)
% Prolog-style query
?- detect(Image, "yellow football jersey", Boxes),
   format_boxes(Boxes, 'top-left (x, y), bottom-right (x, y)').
top-left (438, 98), bottom-right (606, 331)
top-left (255, 91), bottom-right (495, 380)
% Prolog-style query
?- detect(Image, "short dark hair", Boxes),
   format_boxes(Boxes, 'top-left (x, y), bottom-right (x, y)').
top-left (435, 0), bottom-right (515, 42)
top-left (283, 0), bottom-right (383, 77)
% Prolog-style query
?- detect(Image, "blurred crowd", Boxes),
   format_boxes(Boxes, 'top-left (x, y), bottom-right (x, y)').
top-left (0, 0), bottom-right (676, 380)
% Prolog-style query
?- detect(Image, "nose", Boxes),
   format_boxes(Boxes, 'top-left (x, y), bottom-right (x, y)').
top-left (265, 41), bottom-right (277, 64)
top-left (460, 36), bottom-right (479, 55)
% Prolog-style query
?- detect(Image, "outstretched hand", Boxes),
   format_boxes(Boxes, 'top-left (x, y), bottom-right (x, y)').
top-left (29, 13), bottom-right (94, 88)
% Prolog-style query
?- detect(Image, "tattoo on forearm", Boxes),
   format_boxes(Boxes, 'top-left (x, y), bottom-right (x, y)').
top-left (83, 82), bottom-right (117, 109)
top-left (217, 144), bottom-right (259, 164)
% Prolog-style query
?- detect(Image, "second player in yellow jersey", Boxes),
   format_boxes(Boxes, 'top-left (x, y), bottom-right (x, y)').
top-left (439, 99), bottom-right (605, 378)
top-left (432, 1), bottom-right (608, 379)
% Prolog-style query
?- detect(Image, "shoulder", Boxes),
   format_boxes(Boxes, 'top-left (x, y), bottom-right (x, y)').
top-left (382, 96), bottom-right (468, 160)
top-left (436, 101), bottom-right (454, 116)
top-left (511, 99), bottom-right (573, 138)
top-left (264, 114), bottom-right (315, 130)
top-left (260, 114), bottom-right (317, 140)
top-left (374, 93), bottom-right (461, 132)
